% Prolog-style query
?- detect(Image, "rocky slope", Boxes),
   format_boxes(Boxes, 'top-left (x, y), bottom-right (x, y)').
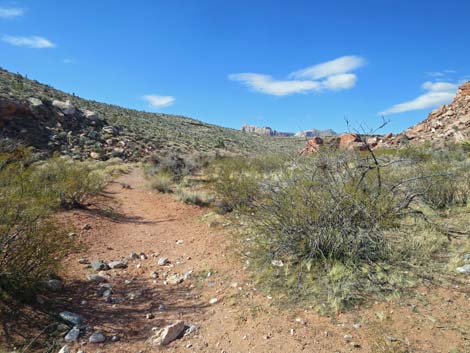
top-left (385, 81), bottom-right (470, 147)
top-left (0, 68), bottom-right (303, 160)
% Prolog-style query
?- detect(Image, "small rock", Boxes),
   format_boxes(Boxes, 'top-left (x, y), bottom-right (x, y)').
top-left (89, 331), bottom-right (106, 343)
top-left (158, 257), bottom-right (169, 266)
top-left (209, 298), bottom-right (218, 305)
top-left (464, 253), bottom-right (470, 261)
top-left (456, 264), bottom-right (470, 274)
top-left (176, 240), bottom-right (184, 245)
top-left (58, 345), bottom-right (71, 353)
top-left (350, 341), bottom-right (361, 348)
top-left (387, 336), bottom-right (398, 342)
top-left (108, 260), bottom-right (128, 269)
top-left (111, 335), bottom-right (120, 342)
top-left (87, 274), bottom-right (107, 283)
top-left (57, 323), bottom-right (70, 332)
top-left (158, 304), bottom-right (167, 311)
top-left (151, 321), bottom-right (186, 346)
top-left (352, 323), bottom-right (361, 329)
top-left (140, 253), bottom-right (148, 260)
top-left (82, 224), bottom-right (92, 230)
top-left (129, 252), bottom-right (140, 260)
top-left (91, 260), bottom-right (110, 271)
top-left (271, 259), bottom-right (284, 267)
top-left (146, 313), bottom-right (155, 319)
top-left (150, 271), bottom-right (159, 279)
top-left (64, 326), bottom-right (80, 342)
top-left (47, 279), bottom-right (63, 291)
top-left (78, 258), bottom-right (90, 264)
top-left (344, 334), bottom-right (353, 342)
top-left (59, 311), bottom-right (84, 326)
top-left (167, 274), bottom-right (184, 285)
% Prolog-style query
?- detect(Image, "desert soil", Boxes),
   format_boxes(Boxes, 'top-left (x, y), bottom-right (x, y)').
top-left (54, 168), bottom-right (470, 353)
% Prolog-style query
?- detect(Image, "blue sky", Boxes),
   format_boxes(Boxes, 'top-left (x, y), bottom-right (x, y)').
top-left (1, 0), bottom-right (469, 133)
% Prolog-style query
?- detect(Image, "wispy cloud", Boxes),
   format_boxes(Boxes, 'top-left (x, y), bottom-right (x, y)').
top-left (289, 56), bottom-right (366, 80)
top-left (425, 69), bottom-right (456, 78)
top-left (229, 55), bottom-right (365, 96)
top-left (1, 35), bottom-right (55, 48)
top-left (0, 6), bottom-right (25, 18)
top-left (380, 81), bottom-right (458, 115)
top-left (142, 94), bottom-right (175, 108)
top-left (62, 58), bottom-right (76, 64)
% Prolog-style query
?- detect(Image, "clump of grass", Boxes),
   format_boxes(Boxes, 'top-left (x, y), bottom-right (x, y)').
top-left (150, 172), bottom-right (174, 193)
top-left (175, 187), bottom-right (214, 206)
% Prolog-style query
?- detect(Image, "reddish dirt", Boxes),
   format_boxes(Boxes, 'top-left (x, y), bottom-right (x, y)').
top-left (38, 169), bottom-right (470, 352)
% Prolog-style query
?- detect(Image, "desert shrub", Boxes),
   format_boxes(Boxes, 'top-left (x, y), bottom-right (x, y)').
top-left (175, 187), bottom-right (214, 206)
top-left (150, 172), bottom-right (174, 193)
top-left (0, 152), bottom-right (75, 300)
top-left (209, 154), bottom-right (288, 213)
top-left (231, 150), bottom-right (458, 312)
top-left (147, 152), bottom-right (216, 182)
top-left (33, 156), bottom-right (108, 209)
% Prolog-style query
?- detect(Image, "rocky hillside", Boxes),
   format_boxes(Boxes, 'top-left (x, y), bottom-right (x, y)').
top-left (0, 68), bottom-right (304, 160)
top-left (384, 81), bottom-right (470, 147)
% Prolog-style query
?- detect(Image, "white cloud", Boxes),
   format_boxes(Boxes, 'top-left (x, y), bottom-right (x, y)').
top-left (425, 69), bottom-right (456, 78)
top-left (0, 6), bottom-right (25, 18)
top-left (322, 73), bottom-right (357, 91)
top-left (289, 55), bottom-right (366, 80)
top-left (1, 35), bottom-right (55, 48)
top-left (142, 94), bottom-right (175, 108)
top-left (380, 81), bottom-right (458, 115)
top-left (229, 55), bottom-right (365, 96)
top-left (228, 73), bottom-right (321, 96)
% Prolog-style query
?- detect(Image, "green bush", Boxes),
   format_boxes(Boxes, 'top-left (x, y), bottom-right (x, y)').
top-left (33, 156), bottom-right (108, 209)
top-left (0, 152), bottom-right (75, 300)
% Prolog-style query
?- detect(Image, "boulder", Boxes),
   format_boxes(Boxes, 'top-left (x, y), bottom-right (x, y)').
top-left (300, 136), bottom-right (323, 155)
top-left (339, 133), bottom-right (363, 150)
top-left (52, 100), bottom-right (76, 115)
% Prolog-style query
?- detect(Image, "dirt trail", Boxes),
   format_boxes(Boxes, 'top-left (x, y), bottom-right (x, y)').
top-left (59, 168), bottom-right (470, 353)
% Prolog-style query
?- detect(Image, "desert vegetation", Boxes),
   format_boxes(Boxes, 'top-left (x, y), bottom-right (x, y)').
top-left (0, 148), bottom-right (124, 303)
top-left (205, 143), bottom-right (470, 312)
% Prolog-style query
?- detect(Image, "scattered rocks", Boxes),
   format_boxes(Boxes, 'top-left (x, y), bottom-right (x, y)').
top-left (91, 260), bottom-right (110, 271)
top-left (150, 321), bottom-right (186, 346)
top-left (64, 326), bottom-right (81, 342)
top-left (59, 311), bottom-right (84, 326)
top-left (89, 331), bottom-right (106, 343)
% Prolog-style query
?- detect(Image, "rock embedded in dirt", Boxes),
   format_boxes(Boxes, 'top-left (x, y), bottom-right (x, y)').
top-left (59, 311), bottom-right (84, 326)
top-left (209, 298), bottom-right (218, 305)
top-left (89, 331), bottom-right (106, 343)
top-left (108, 260), bottom-right (128, 269)
top-left (158, 257), bottom-right (169, 266)
top-left (464, 253), bottom-right (470, 261)
top-left (87, 274), bottom-right (107, 282)
top-left (150, 321), bottom-right (186, 346)
top-left (91, 260), bottom-right (110, 271)
top-left (82, 223), bottom-right (92, 230)
top-left (167, 274), bottom-right (184, 285)
top-left (456, 264), bottom-right (470, 274)
top-left (129, 252), bottom-right (140, 260)
top-left (271, 259), bottom-right (284, 267)
top-left (64, 326), bottom-right (81, 342)
top-left (78, 258), bottom-right (90, 264)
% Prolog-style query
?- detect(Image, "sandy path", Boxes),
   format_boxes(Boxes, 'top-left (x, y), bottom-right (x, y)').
top-left (57, 168), bottom-right (470, 353)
